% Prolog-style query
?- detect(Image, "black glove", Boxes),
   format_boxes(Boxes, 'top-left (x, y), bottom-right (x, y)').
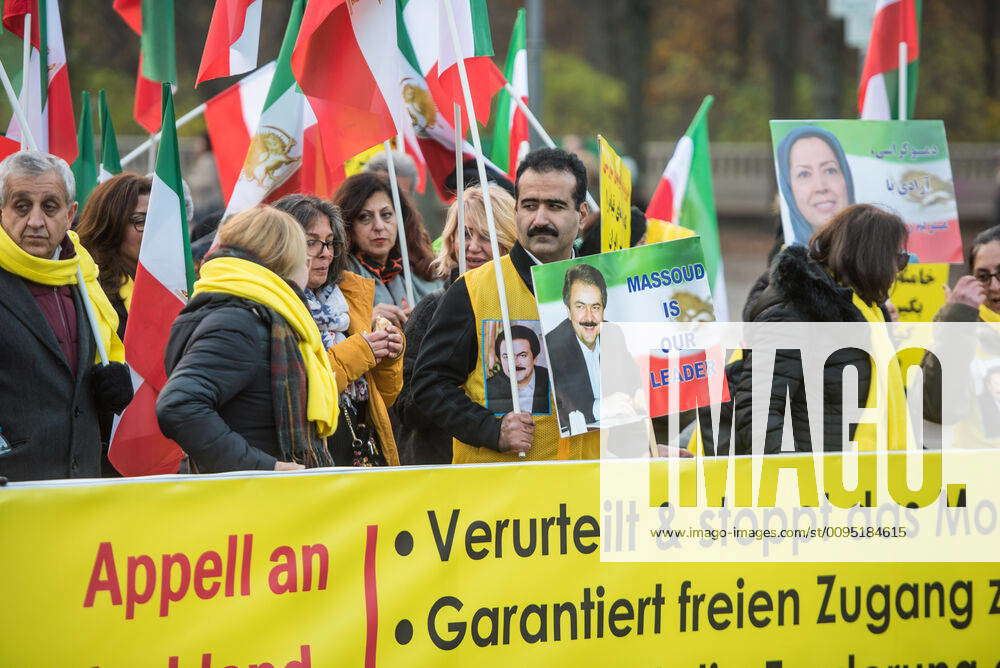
top-left (90, 362), bottom-right (134, 415)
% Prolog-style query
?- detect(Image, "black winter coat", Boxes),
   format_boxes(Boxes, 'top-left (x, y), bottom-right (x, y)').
top-left (157, 293), bottom-right (280, 472)
top-left (0, 268), bottom-right (101, 481)
top-left (733, 246), bottom-right (877, 453)
top-left (392, 287), bottom-right (454, 465)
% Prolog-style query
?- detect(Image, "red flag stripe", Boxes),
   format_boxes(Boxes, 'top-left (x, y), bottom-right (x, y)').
top-left (196, 0), bottom-right (258, 85)
top-left (858, 0), bottom-right (920, 107)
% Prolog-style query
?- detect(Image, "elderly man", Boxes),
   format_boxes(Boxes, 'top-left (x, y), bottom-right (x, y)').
top-left (412, 148), bottom-right (599, 463)
top-left (0, 151), bottom-right (132, 481)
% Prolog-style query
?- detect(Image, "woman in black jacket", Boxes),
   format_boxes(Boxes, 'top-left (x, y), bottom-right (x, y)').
top-left (156, 206), bottom-right (339, 473)
top-left (734, 204), bottom-right (909, 454)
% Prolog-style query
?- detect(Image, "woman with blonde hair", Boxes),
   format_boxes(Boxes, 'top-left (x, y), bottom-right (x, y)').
top-left (431, 184), bottom-right (517, 279)
top-left (157, 206), bottom-right (339, 473)
top-left (393, 184), bottom-right (517, 464)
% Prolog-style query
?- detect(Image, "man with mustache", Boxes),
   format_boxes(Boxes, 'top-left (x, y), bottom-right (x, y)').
top-left (412, 148), bottom-right (599, 463)
top-left (0, 151), bottom-right (132, 481)
top-left (485, 324), bottom-right (551, 415)
top-left (544, 263), bottom-right (607, 433)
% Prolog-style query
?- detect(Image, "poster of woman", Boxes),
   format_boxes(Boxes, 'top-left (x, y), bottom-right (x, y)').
top-left (770, 119), bottom-right (962, 263)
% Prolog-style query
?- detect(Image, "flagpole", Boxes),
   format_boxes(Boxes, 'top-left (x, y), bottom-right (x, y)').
top-left (503, 81), bottom-right (598, 212)
top-left (383, 140), bottom-right (415, 306)
top-left (19, 14), bottom-right (30, 151)
top-left (121, 102), bottom-right (207, 167)
top-left (0, 54), bottom-right (37, 150)
top-left (454, 102), bottom-right (467, 275)
top-left (443, 0), bottom-right (525, 439)
top-left (897, 41), bottom-right (907, 121)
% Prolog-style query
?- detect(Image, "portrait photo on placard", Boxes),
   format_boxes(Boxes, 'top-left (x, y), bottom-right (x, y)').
top-left (482, 319), bottom-right (552, 416)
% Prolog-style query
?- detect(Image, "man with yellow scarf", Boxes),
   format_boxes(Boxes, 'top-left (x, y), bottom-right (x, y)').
top-left (412, 149), bottom-right (599, 463)
top-left (0, 151), bottom-right (131, 481)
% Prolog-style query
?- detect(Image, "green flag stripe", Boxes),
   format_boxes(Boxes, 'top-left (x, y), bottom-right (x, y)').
top-left (679, 96), bottom-right (722, 290)
top-left (469, 0), bottom-right (494, 57)
top-left (264, 0), bottom-right (304, 110)
top-left (98, 90), bottom-right (122, 175)
top-left (141, 0), bottom-right (177, 83)
top-left (488, 7), bottom-right (524, 171)
top-left (71, 91), bottom-right (96, 205)
top-left (155, 84), bottom-right (194, 292)
top-left (38, 0), bottom-right (49, 106)
top-left (396, 0), bottom-right (423, 74)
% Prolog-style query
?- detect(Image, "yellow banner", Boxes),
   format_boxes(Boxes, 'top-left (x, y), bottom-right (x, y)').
top-left (891, 263), bottom-right (950, 322)
top-left (344, 144), bottom-right (386, 179)
top-left (599, 135), bottom-right (631, 253)
top-left (1, 460), bottom-right (997, 666)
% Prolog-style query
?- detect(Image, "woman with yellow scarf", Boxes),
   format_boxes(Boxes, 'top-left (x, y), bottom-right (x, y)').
top-left (156, 206), bottom-right (339, 473)
top-left (735, 204), bottom-right (910, 453)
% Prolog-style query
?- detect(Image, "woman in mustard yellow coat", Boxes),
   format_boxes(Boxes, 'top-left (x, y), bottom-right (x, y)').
top-left (274, 195), bottom-right (404, 466)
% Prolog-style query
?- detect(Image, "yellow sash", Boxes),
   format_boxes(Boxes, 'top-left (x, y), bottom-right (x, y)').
top-left (194, 257), bottom-right (339, 437)
top-left (0, 228), bottom-right (124, 364)
top-left (852, 294), bottom-right (908, 450)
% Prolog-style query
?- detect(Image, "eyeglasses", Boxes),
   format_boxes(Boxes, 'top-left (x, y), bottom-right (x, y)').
top-left (130, 213), bottom-right (146, 233)
top-left (306, 238), bottom-right (344, 257)
top-left (975, 270), bottom-right (1000, 286)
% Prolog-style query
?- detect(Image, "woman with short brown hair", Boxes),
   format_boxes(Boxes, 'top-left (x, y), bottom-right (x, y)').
top-left (76, 173), bottom-right (152, 336)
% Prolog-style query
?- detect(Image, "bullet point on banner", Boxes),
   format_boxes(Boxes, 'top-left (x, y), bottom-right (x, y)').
top-left (395, 619), bottom-right (413, 645)
top-left (395, 530), bottom-right (413, 556)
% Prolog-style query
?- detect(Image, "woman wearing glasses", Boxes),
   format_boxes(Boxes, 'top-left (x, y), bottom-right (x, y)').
top-left (333, 172), bottom-right (442, 329)
top-left (273, 195), bottom-right (404, 467)
top-left (921, 225), bottom-right (1000, 447)
top-left (734, 204), bottom-right (910, 453)
top-left (76, 173), bottom-right (152, 338)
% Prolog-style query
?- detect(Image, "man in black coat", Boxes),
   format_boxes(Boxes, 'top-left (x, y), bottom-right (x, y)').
top-left (0, 151), bottom-right (132, 481)
top-left (485, 324), bottom-right (551, 415)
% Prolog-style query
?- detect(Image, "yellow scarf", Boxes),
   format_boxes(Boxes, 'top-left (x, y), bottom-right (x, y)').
top-left (852, 294), bottom-right (908, 450)
top-left (194, 257), bottom-right (339, 437)
top-left (119, 275), bottom-right (134, 312)
top-left (979, 304), bottom-right (1000, 324)
top-left (0, 228), bottom-right (124, 364)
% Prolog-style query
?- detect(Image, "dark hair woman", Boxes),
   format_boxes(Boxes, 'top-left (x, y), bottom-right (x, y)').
top-left (273, 194), bottom-right (404, 466)
top-left (333, 172), bottom-right (442, 329)
top-left (735, 204), bottom-right (909, 454)
top-left (776, 125), bottom-right (856, 247)
top-left (76, 173), bottom-right (152, 337)
top-left (157, 206), bottom-right (339, 473)
top-left (921, 224), bottom-right (1000, 443)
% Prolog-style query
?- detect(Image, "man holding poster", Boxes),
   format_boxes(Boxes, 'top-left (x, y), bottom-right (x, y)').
top-left (412, 148), bottom-right (599, 463)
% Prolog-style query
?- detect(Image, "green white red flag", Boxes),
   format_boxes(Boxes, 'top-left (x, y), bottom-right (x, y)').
top-left (70, 91), bottom-right (97, 206)
top-left (113, 0), bottom-right (176, 133)
top-left (489, 7), bottom-right (528, 180)
top-left (858, 0), bottom-right (921, 120)
top-left (2, 0), bottom-right (77, 162)
top-left (110, 84), bottom-right (192, 476)
top-left (98, 89), bottom-right (122, 182)
top-left (290, 0), bottom-right (411, 181)
top-left (204, 61), bottom-right (275, 202)
top-left (196, 0), bottom-right (263, 85)
top-left (400, 0), bottom-right (505, 134)
top-left (646, 96), bottom-right (728, 320)
top-left (224, 0), bottom-right (325, 216)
